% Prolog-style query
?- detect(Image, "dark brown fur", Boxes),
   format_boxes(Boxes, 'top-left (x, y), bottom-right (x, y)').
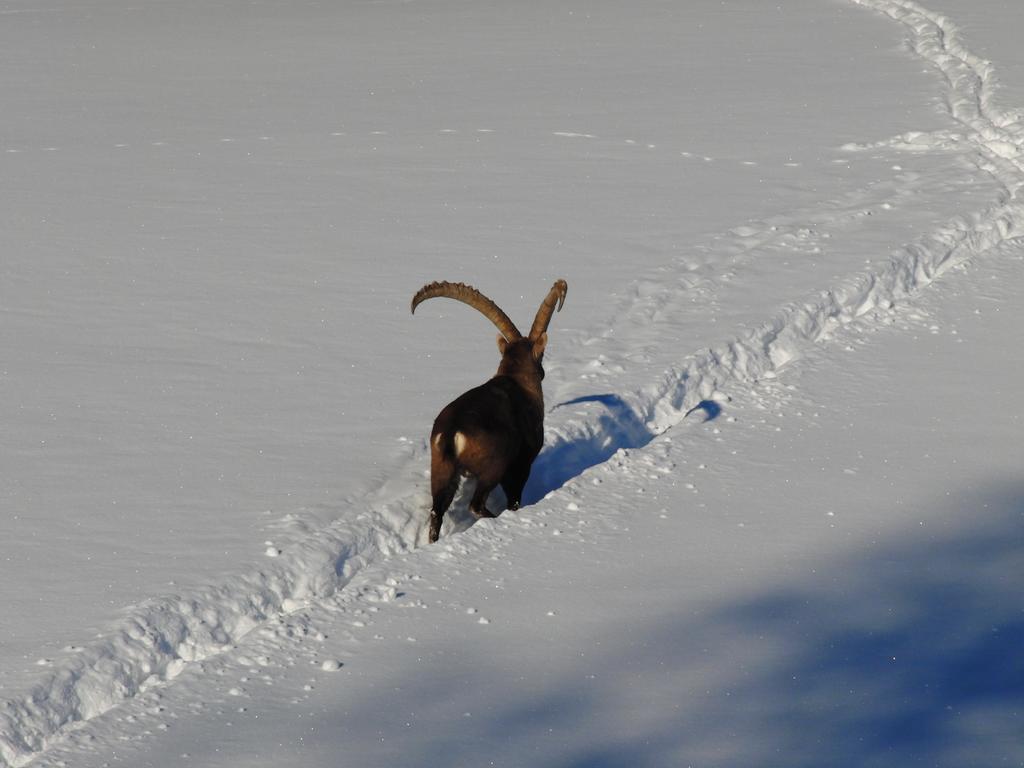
top-left (411, 279), bottom-right (566, 543)
top-left (427, 337), bottom-right (547, 542)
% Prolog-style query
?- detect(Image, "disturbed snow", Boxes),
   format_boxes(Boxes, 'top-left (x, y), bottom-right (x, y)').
top-left (1, 0), bottom-right (1023, 765)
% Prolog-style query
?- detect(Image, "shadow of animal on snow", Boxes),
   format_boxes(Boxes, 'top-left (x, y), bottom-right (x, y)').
top-left (335, 484), bottom-right (1024, 768)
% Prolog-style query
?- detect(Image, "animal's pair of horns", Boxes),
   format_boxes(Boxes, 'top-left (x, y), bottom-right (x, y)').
top-left (411, 279), bottom-right (568, 341)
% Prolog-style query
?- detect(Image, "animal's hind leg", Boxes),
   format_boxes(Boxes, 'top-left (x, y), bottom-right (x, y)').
top-left (429, 451), bottom-right (459, 543)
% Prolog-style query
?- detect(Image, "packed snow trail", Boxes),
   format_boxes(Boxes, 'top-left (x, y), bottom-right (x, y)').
top-left (3, 0), bottom-right (1024, 765)
top-left (531, 0), bottom-right (1024, 504)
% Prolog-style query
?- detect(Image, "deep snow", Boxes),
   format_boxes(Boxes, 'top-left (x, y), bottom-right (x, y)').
top-left (38, 245), bottom-right (1024, 768)
top-left (1, 0), bottom-right (1023, 765)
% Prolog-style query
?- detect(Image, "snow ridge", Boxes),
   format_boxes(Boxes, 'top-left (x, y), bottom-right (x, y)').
top-left (0, 498), bottom-right (424, 766)
top-left (848, 0), bottom-right (1024, 189)
top-left (3, 1), bottom-right (1024, 765)
top-left (534, 0), bottom-right (1024, 495)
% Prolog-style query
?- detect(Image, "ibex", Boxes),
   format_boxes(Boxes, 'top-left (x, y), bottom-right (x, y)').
top-left (411, 279), bottom-right (568, 543)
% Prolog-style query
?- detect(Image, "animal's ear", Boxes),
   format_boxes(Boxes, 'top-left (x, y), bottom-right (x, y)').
top-left (497, 334), bottom-right (509, 355)
top-left (531, 332), bottom-right (548, 360)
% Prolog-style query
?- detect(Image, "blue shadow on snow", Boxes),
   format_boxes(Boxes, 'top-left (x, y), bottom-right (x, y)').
top-left (522, 395), bottom-right (722, 504)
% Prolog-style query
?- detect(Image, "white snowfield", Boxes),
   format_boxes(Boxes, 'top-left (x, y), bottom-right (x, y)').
top-left (1, 0), bottom-right (1023, 765)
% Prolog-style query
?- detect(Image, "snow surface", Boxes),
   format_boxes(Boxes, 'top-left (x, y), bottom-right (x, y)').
top-left (1, 0), bottom-right (1023, 765)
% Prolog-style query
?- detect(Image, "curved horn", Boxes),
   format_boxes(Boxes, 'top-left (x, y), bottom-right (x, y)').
top-left (411, 281), bottom-right (522, 341)
top-left (528, 279), bottom-right (568, 340)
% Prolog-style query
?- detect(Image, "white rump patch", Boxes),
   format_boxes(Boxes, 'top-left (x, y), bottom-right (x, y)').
top-left (453, 431), bottom-right (467, 457)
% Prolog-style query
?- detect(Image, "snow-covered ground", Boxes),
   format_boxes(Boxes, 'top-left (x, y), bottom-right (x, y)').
top-left (1, 0), bottom-right (1022, 765)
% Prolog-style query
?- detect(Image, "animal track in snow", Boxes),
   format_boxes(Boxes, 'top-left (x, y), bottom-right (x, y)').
top-left (5, 2), bottom-right (1024, 765)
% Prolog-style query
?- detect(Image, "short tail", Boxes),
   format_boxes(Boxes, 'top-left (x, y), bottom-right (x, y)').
top-left (432, 429), bottom-right (457, 460)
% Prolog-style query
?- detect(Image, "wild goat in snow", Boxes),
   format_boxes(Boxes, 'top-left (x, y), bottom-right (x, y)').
top-left (411, 279), bottom-right (568, 543)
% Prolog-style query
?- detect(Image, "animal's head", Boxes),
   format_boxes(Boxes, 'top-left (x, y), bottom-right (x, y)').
top-left (411, 279), bottom-right (568, 381)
